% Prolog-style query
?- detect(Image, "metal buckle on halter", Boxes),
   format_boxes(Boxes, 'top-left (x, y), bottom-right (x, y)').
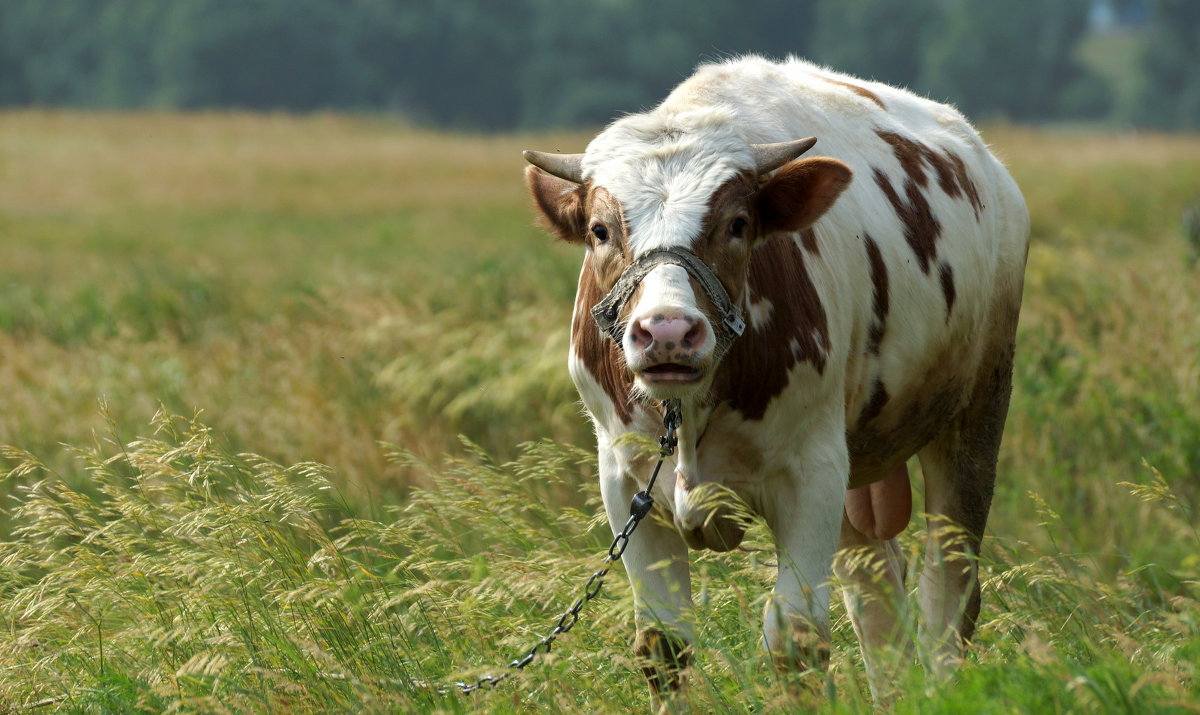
top-left (723, 310), bottom-right (746, 337)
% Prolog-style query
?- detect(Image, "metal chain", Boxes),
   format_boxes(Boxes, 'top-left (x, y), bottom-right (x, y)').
top-left (455, 399), bottom-right (682, 694)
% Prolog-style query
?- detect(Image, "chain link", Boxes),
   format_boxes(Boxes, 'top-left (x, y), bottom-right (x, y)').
top-left (455, 399), bottom-right (681, 694)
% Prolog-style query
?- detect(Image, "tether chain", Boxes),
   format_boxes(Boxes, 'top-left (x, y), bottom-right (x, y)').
top-left (455, 399), bottom-right (682, 694)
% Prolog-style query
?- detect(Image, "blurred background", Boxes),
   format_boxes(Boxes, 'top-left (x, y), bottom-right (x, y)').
top-left (1, 0), bottom-right (1197, 131)
top-left (1, 0), bottom-right (1197, 502)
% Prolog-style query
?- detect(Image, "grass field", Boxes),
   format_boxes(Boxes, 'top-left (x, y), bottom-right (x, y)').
top-left (0, 112), bottom-right (1198, 711)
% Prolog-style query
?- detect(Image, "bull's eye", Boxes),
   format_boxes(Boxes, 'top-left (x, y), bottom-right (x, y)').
top-left (729, 217), bottom-right (749, 239)
top-left (591, 224), bottom-right (609, 243)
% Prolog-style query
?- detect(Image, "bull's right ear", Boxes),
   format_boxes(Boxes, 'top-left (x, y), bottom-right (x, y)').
top-left (525, 166), bottom-right (586, 243)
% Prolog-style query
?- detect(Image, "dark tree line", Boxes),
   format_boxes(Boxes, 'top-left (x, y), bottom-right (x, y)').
top-left (0, 0), bottom-right (1195, 130)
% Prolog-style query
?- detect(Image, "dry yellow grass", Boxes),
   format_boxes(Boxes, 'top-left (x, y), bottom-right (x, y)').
top-left (0, 111), bottom-right (584, 214)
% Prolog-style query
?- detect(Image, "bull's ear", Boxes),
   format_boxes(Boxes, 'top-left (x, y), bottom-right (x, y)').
top-left (757, 158), bottom-right (853, 238)
top-left (525, 166), bottom-right (586, 243)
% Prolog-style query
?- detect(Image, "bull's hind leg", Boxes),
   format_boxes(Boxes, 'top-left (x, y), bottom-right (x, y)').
top-left (833, 512), bottom-right (910, 701)
top-left (916, 341), bottom-right (1015, 675)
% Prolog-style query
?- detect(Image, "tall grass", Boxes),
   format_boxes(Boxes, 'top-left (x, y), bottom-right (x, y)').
top-left (1, 113), bottom-right (1198, 710)
top-left (1, 411), bottom-right (1195, 711)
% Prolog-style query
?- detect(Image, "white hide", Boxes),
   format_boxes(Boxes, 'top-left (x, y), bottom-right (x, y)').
top-left (583, 107), bottom-right (752, 254)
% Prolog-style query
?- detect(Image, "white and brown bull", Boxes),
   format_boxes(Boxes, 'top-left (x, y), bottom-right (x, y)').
top-left (523, 56), bottom-right (1028, 703)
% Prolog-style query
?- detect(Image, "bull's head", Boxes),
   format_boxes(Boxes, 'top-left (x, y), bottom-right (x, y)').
top-left (524, 134), bottom-right (852, 405)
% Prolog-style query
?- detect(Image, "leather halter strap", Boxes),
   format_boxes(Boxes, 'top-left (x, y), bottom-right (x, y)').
top-left (590, 247), bottom-right (746, 346)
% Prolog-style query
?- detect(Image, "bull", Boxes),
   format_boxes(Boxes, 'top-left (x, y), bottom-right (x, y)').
top-left (522, 55), bottom-right (1028, 705)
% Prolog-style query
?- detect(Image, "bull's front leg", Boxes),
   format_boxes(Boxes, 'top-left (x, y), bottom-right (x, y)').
top-left (760, 438), bottom-right (848, 676)
top-left (599, 447), bottom-right (693, 707)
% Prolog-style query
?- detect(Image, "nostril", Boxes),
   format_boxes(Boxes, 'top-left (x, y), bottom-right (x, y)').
top-left (630, 320), bottom-right (653, 349)
top-left (683, 320), bottom-right (706, 350)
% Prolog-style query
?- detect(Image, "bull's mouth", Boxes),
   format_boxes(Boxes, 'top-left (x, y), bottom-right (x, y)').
top-left (637, 363), bottom-right (703, 383)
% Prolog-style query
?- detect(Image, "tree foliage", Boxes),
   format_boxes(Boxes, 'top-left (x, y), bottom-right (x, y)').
top-left (0, 0), bottom-right (1186, 130)
top-left (1136, 0), bottom-right (1200, 129)
top-left (810, 0), bottom-right (939, 90)
top-left (918, 0), bottom-right (1106, 121)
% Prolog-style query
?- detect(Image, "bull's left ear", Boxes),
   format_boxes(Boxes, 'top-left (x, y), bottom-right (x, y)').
top-left (757, 158), bottom-right (853, 237)
top-left (525, 166), bottom-right (587, 243)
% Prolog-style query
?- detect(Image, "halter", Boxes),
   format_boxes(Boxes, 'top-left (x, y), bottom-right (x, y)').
top-left (590, 247), bottom-right (746, 349)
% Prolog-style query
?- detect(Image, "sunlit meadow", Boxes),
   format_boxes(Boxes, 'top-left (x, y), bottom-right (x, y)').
top-left (0, 113), bottom-right (1197, 711)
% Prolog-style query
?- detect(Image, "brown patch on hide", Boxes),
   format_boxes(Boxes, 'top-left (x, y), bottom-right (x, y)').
top-left (693, 173), bottom-right (756, 307)
top-left (672, 174), bottom-right (755, 359)
top-left (873, 167), bottom-right (941, 274)
top-left (864, 233), bottom-right (889, 354)
top-left (877, 131), bottom-right (932, 189)
top-left (572, 252), bottom-right (634, 423)
top-left (876, 130), bottom-right (982, 220)
top-left (939, 261), bottom-right (957, 318)
top-left (716, 238), bottom-right (828, 421)
top-left (945, 151), bottom-right (984, 217)
top-left (581, 186), bottom-right (633, 292)
top-left (819, 76), bottom-right (887, 110)
top-left (800, 228), bottom-right (819, 255)
top-left (857, 377), bottom-right (889, 428)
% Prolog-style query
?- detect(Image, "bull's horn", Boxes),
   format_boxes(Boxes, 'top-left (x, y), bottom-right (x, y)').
top-left (523, 150), bottom-right (585, 183)
top-left (750, 137), bottom-right (818, 174)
